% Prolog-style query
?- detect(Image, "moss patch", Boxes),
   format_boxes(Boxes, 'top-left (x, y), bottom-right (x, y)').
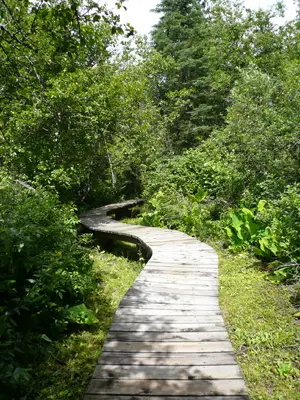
top-left (27, 249), bottom-right (143, 400)
top-left (218, 250), bottom-right (300, 400)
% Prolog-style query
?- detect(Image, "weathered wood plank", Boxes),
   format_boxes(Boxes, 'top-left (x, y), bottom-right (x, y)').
top-left (136, 277), bottom-right (218, 285)
top-left (85, 396), bottom-right (249, 400)
top-left (86, 379), bottom-right (248, 396)
top-left (92, 365), bottom-right (243, 380)
top-left (145, 267), bottom-right (218, 273)
top-left (102, 341), bottom-right (233, 353)
top-left (107, 331), bottom-right (229, 342)
top-left (133, 281), bottom-right (219, 290)
top-left (110, 323), bottom-right (227, 333)
top-left (113, 315), bottom-right (224, 324)
top-left (118, 303), bottom-right (221, 310)
top-left (123, 291), bottom-right (219, 300)
top-left (129, 286), bottom-right (218, 296)
top-left (115, 308), bottom-right (222, 316)
top-left (98, 352), bottom-right (238, 366)
top-left (120, 296), bottom-right (219, 306)
top-left (143, 269), bottom-right (218, 276)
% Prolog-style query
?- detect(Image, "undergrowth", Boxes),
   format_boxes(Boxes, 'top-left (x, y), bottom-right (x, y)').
top-left (218, 249), bottom-right (300, 400)
top-left (26, 249), bottom-right (143, 400)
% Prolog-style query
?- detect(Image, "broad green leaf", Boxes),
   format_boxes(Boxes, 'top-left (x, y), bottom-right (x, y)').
top-left (66, 304), bottom-right (99, 325)
top-left (41, 334), bottom-right (52, 343)
top-left (257, 200), bottom-right (267, 212)
top-left (293, 312), bottom-right (300, 318)
top-left (231, 212), bottom-right (244, 240)
top-left (194, 188), bottom-right (207, 203)
top-left (225, 226), bottom-right (233, 238)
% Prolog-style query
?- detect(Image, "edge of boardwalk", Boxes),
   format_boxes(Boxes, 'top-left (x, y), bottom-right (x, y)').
top-left (80, 200), bottom-right (249, 400)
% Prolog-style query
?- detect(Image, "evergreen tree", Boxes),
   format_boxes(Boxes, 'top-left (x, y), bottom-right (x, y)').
top-left (152, 0), bottom-right (219, 150)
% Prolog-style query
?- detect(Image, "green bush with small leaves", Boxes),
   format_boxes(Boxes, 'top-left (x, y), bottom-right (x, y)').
top-left (0, 177), bottom-right (95, 398)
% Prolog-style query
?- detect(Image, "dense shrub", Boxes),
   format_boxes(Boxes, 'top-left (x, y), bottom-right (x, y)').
top-left (140, 186), bottom-right (222, 241)
top-left (223, 185), bottom-right (300, 283)
top-left (0, 177), bottom-right (94, 398)
top-left (142, 147), bottom-right (244, 206)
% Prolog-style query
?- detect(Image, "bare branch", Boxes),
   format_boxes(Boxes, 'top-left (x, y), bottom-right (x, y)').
top-left (15, 180), bottom-right (37, 193)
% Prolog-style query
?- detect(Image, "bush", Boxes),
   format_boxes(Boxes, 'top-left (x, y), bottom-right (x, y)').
top-left (142, 146), bottom-right (244, 207)
top-left (0, 177), bottom-right (94, 398)
top-left (140, 186), bottom-right (222, 241)
top-left (224, 185), bottom-right (300, 283)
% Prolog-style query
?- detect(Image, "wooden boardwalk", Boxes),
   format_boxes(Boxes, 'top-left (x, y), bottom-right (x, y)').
top-left (80, 200), bottom-right (249, 400)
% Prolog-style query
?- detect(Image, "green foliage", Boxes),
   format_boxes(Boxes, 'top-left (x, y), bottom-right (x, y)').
top-left (66, 304), bottom-right (99, 325)
top-left (0, 177), bottom-right (94, 397)
top-left (0, 1), bottom-right (165, 205)
top-left (224, 185), bottom-right (300, 283)
top-left (142, 147), bottom-right (243, 205)
top-left (152, 0), bottom-right (218, 149)
top-left (219, 250), bottom-right (300, 399)
top-left (140, 186), bottom-right (221, 240)
top-left (210, 65), bottom-right (300, 201)
top-left (225, 202), bottom-right (279, 258)
top-left (205, 1), bottom-right (290, 98)
top-left (142, 61), bottom-right (300, 285)
top-left (1, 37), bottom-right (167, 204)
top-left (28, 249), bottom-right (144, 400)
top-left (0, 0), bottom-right (127, 116)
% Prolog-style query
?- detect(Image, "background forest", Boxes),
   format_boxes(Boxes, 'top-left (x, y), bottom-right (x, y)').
top-left (0, 0), bottom-right (300, 399)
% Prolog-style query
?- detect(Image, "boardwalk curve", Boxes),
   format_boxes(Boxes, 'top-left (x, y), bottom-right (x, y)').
top-left (80, 200), bottom-right (249, 400)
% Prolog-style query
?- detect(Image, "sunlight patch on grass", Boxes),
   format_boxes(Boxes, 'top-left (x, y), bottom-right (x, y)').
top-left (28, 249), bottom-right (143, 400)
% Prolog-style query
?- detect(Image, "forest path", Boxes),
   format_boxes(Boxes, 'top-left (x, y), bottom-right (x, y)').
top-left (80, 200), bottom-right (249, 400)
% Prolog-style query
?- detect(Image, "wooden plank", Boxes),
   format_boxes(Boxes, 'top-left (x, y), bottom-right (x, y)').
top-left (115, 309), bottom-right (222, 316)
top-left (145, 267), bottom-right (218, 272)
top-left (86, 379), bottom-right (248, 396)
top-left (147, 261), bottom-right (217, 265)
top-left (120, 295), bottom-right (219, 306)
top-left (136, 277), bottom-right (218, 285)
top-left (92, 365), bottom-right (243, 380)
top-left (113, 315), bottom-right (224, 324)
top-left (118, 304), bottom-right (221, 310)
top-left (85, 396), bottom-right (249, 400)
top-left (122, 293), bottom-right (219, 302)
top-left (102, 341), bottom-right (233, 353)
top-left (107, 331), bottom-right (229, 342)
top-left (118, 303), bottom-right (221, 310)
top-left (139, 272), bottom-right (217, 280)
top-left (129, 287), bottom-right (218, 296)
top-left (141, 270), bottom-right (218, 277)
top-left (132, 281), bottom-right (218, 290)
top-left (109, 323), bottom-right (227, 333)
top-left (98, 352), bottom-right (238, 366)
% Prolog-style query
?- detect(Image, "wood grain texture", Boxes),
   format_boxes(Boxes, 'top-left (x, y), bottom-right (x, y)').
top-left (92, 365), bottom-right (243, 380)
top-left (80, 201), bottom-right (249, 399)
top-left (98, 352), bottom-right (238, 366)
top-left (86, 379), bottom-right (248, 396)
top-left (106, 331), bottom-right (229, 342)
top-left (102, 341), bottom-right (234, 353)
top-left (85, 396), bottom-right (249, 400)
top-left (109, 322), bottom-right (227, 332)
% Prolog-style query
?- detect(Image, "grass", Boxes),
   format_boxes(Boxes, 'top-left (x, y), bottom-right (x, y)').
top-left (27, 248), bottom-right (143, 400)
top-left (218, 249), bottom-right (300, 400)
